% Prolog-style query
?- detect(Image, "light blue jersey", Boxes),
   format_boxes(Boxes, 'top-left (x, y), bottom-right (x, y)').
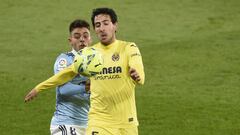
top-left (51, 50), bottom-right (90, 127)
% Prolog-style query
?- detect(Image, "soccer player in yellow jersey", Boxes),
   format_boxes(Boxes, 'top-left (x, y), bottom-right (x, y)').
top-left (25, 8), bottom-right (145, 135)
top-left (86, 8), bottom-right (144, 135)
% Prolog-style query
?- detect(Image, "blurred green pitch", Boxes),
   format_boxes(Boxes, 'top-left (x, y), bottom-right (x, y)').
top-left (0, 0), bottom-right (240, 135)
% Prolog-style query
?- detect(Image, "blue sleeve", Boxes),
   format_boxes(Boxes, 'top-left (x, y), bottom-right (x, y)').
top-left (54, 53), bottom-right (86, 95)
top-left (58, 82), bottom-right (86, 95)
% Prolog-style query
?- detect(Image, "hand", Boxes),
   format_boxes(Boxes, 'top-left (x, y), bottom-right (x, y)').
top-left (85, 79), bottom-right (90, 92)
top-left (129, 68), bottom-right (141, 82)
top-left (24, 88), bottom-right (38, 103)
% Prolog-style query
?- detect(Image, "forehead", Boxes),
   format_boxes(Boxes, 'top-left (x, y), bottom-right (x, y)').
top-left (94, 14), bottom-right (111, 23)
top-left (71, 27), bottom-right (90, 35)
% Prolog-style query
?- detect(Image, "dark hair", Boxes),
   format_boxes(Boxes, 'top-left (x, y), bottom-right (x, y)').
top-left (91, 7), bottom-right (118, 27)
top-left (69, 19), bottom-right (90, 33)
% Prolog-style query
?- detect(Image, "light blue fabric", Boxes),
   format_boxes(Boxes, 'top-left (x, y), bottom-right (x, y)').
top-left (51, 50), bottom-right (89, 127)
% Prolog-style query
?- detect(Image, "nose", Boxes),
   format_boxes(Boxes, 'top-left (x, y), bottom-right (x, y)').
top-left (79, 36), bottom-right (84, 42)
top-left (99, 25), bottom-right (105, 32)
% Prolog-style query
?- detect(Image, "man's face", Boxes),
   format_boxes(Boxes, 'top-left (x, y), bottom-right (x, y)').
top-left (94, 14), bottom-right (117, 45)
top-left (69, 27), bottom-right (91, 51)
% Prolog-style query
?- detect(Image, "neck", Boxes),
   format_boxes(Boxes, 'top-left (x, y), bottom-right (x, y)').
top-left (71, 49), bottom-right (79, 56)
top-left (102, 37), bottom-right (116, 46)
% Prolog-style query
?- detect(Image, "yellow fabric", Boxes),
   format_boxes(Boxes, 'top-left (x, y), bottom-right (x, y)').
top-left (34, 40), bottom-right (145, 128)
top-left (126, 43), bottom-right (145, 85)
top-left (86, 125), bottom-right (138, 135)
top-left (88, 40), bottom-right (145, 128)
top-left (35, 65), bottom-right (77, 92)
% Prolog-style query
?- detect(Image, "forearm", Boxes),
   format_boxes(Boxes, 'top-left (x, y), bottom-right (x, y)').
top-left (127, 43), bottom-right (145, 85)
top-left (35, 66), bottom-right (77, 92)
top-left (130, 63), bottom-right (145, 85)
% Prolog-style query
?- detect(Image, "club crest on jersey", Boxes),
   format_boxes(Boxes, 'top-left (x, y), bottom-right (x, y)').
top-left (112, 53), bottom-right (120, 62)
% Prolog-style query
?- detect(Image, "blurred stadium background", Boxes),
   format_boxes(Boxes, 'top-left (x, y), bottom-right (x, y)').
top-left (0, 0), bottom-right (240, 134)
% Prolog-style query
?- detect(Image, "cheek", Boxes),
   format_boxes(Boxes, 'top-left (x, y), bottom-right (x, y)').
top-left (108, 26), bottom-right (115, 33)
top-left (70, 39), bottom-right (78, 44)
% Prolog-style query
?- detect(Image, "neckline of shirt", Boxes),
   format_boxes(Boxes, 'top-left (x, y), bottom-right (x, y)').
top-left (99, 40), bottom-right (118, 49)
top-left (71, 49), bottom-right (78, 56)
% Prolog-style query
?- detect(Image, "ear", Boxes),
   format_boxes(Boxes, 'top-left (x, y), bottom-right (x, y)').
top-left (114, 22), bottom-right (118, 33)
top-left (68, 37), bottom-right (72, 43)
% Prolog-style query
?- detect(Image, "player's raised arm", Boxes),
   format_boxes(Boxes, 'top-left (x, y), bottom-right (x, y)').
top-left (24, 65), bottom-right (77, 102)
top-left (24, 47), bottom-right (103, 102)
top-left (127, 43), bottom-right (145, 85)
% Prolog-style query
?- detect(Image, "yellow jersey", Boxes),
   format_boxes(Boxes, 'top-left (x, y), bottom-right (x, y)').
top-left (35, 40), bottom-right (145, 128)
top-left (88, 40), bottom-right (144, 128)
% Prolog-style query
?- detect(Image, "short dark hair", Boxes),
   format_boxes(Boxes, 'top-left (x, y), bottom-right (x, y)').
top-left (69, 19), bottom-right (90, 33)
top-left (91, 7), bottom-right (118, 27)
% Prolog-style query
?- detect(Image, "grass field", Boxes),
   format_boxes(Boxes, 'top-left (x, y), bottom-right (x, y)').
top-left (1, 0), bottom-right (240, 135)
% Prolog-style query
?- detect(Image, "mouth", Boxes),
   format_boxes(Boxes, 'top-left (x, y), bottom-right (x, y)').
top-left (80, 44), bottom-right (86, 46)
top-left (100, 33), bottom-right (107, 39)
top-left (78, 43), bottom-right (87, 48)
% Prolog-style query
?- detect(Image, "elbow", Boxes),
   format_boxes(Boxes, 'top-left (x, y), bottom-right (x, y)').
top-left (58, 86), bottom-right (68, 95)
top-left (58, 84), bottom-right (74, 95)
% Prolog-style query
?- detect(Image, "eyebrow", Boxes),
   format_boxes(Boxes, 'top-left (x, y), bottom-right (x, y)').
top-left (83, 32), bottom-right (89, 35)
top-left (72, 32), bottom-right (89, 35)
top-left (102, 20), bottom-right (110, 23)
top-left (95, 19), bottom-right (110, 24)
top-left (72, 33), bottom-right (80, 36)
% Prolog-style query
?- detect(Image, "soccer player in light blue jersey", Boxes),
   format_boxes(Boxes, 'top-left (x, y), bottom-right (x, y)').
top-left (25, 19), bottom-right (92, 135)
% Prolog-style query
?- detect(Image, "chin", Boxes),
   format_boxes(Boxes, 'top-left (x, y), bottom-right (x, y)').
top-left (101, 41), bottom-right (109, 45)
top-left (101, 39), bottom-right (110, 45)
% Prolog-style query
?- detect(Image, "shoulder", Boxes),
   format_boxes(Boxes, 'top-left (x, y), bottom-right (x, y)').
top-left (54, 52), bottom-right (74, 69)
top-left (117, 40), bottom-right (137, 47)
top-left (62, 52), bottom-right (75, 58)
top-left (117, 40), bottom-right (138, 51)
top-left (121, 41), bottom-right (142, 58)
top-left (56, 52), bottom-right (74, 60)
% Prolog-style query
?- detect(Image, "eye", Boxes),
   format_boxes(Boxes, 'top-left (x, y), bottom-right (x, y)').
top-left (74, 36), bottom-right (81, 39)
top-left (72, 33), bottom-right (81, 39)
top-left (103, 22), bottom-right (109, 25)
top-left (95, 23), bottom-right (100, 28)
top-left (83, 35), bottom-right (88, 39)
top-left (83, 33), bottom-right (89, 39)
top-left (103, 20), bottom-right (110, 26)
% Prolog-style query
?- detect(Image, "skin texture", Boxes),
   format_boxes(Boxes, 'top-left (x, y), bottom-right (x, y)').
top-left (94, 14), bottom-right (117, 45)
top-left (68, 27), bottom-right (91, 51)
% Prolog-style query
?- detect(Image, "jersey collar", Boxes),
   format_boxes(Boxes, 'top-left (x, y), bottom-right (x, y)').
top-left (99, 40), bottom-right (118, 49)
top-left (71, 49), bottom-right (79, 56)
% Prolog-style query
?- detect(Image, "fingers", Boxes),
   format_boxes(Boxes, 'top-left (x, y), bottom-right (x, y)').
top-left (24, 89), bottom-right (38, 103)
top-left (85, 79), bottom-right (90, 92)
top-left (129, 68), bottom-right (141, 82)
